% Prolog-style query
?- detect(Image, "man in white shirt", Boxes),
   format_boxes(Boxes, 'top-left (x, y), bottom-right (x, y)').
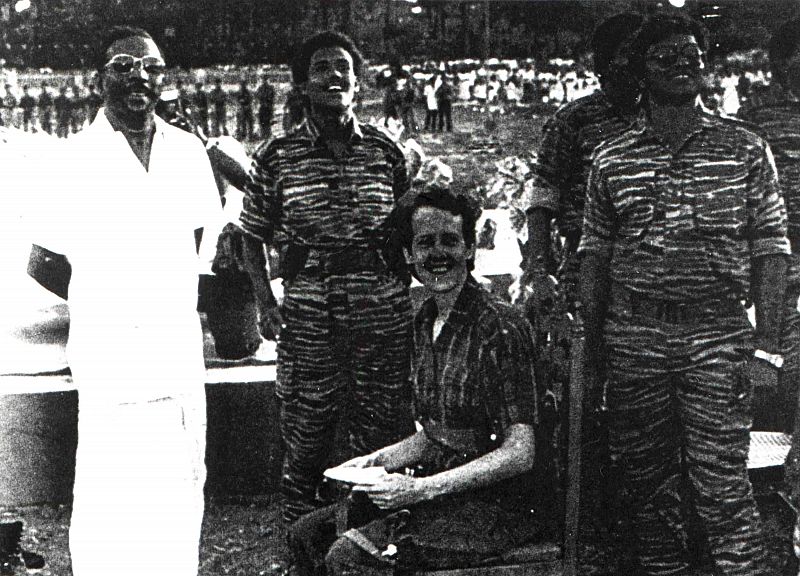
top-left (28, 26), bottom-right (220, 576)
top-left (422, 76), bottom-right (438, 132)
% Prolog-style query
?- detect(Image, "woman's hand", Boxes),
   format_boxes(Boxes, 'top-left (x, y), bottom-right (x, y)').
top-left (353, 474), bottom-right (434, 510)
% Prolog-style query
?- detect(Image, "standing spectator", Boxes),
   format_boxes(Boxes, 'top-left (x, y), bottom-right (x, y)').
top-left (38, 82), bottom-right (53, 134)
top-left (236, 31), bottom-right (414, 523)
top-left (54, 86), bottom-right (72, 138)
top-left (580, 13), bottom-right (784, 575)
top-left (210, 77), bottom-right (228, 136)
top-left (70, 86), bottom-right (84, 133)
top-left (471, 75), bottom-right (487, 107)
top-left (235, 80), bottom-right (254, 141)
top-left (192, 81), bottom-right (210, 137)
top-left (401, 75), bottom-right (418, 134)
top-left (255, 74), bottom-right (275, 140)
top-left (85, 84), bottom-right (103, 124)
top-left (282, 83), bottom-right (307, 134)
top-left (382, 77), bottom-right (404, 130)
top-left (742, 18), bottom-right (800, 568)
top-left (175, 79), bottom-right (190, 114)
top-left (422, 76), bottom-right (438, 132)
top-left (435, 74), bottom-right (454, 132)
top-left (28, 25), bottom-right (218, 576)
top-left (19, 85), bottom-right (35, 132)
top-left (2, 84), bottom-right (17, 128)
top-left (521, 15), bottom-right (644, 571)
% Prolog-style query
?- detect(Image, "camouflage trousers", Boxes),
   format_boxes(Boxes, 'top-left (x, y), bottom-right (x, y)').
top-left (604, 307), bottom-right (767, 576)
top-left (277, 272), bottom-right (414, 523)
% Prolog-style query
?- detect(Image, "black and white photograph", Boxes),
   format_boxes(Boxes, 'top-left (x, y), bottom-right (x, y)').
top-left (1, 1), bottom-right (800, 575)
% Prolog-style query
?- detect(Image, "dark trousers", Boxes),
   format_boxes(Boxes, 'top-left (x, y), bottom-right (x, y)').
top-left (604, 308), bottom-right (767, 576)
top-left (278, 273), bottom-right (414, 522)
top-left (423, 109), bottom-right (437, 131)
top-left (289, 495), bottom-right (535, 576)
top-left (259, 106), bottom-right (273, 139)
top-left (213, 106), bottom-right (228, 136)
top-left (437, 101), bottom-right (452, 132)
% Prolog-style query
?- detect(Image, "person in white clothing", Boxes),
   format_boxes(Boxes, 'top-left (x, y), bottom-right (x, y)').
top-left (423, 75), bottom-right (438, 132)
top-left (27, 26), bottom-right (220, 576)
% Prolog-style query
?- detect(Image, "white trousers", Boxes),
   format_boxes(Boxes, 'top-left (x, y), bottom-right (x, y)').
top-left (69, 392), bottom-right (206, 576)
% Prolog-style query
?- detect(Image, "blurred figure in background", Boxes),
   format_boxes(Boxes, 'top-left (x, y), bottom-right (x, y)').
top-left (235, 80), bottom-right (254, 141)
top-left (211, 77), bottom-right (228, 136)
top-left (256, 74), bottom-right (275, 140)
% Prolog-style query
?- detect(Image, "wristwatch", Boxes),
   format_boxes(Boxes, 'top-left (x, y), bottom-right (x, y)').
top-left (753, 349), bottom-right (784, 369)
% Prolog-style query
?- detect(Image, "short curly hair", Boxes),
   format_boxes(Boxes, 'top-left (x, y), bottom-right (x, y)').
top-left (291, 30), bottom-right (364, 85)
top-left (591, 12), bottom-right (644, 77)
top-left (396, 184), bottom-right (482, 271)
top-left (769, 18), bottom-right (800, 85)
top-left (628, 11), bottom-right (709, 81)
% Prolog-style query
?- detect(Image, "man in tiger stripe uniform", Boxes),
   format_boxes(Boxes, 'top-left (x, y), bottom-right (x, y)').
top-left (579, 13), bottom-right (788, 576)
top-left (238, 31), bottom-right (414, 523)
top-left (741, 18), bottom-right (800, 574)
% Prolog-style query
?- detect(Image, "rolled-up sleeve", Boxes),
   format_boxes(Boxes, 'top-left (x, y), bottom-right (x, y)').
top-left (486, 313), bottom-right (539, 430)
top-left (239, 142), bottom-right (281, 244)
top-left (521, 116), bottom-right (572, 213)
top-left (749, 143), bottom-right (791, 258)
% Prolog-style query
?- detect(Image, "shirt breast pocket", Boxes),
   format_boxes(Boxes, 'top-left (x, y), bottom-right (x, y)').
top-left (693, 190), bottom-right (746, 239)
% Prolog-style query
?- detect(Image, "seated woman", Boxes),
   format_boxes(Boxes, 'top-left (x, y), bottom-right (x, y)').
top-left (289, 184), bottom-right (542, 576)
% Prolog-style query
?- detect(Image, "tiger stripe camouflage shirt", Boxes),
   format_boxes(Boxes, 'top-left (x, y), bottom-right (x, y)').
top-left (742, 101), bottom-right (800, 244)
top-left (524, 90), bottom-right (639, 239)
top-left (579, 111), bottom-right (790, 302)
top-left (239, 115), bottom-right (410, 251)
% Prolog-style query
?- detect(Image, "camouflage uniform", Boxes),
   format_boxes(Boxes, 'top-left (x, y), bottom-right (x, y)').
top-left (524, 90), bottom-right (638, 306)
top-left (580, 112), bottom-right (790, 576)
top-left (740, 102), bottom-right (800, 498)
top-left (240, 116), bottom-right (414, 522)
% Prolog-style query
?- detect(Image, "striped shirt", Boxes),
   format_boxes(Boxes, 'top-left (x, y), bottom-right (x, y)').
top-left (524, 90), bottom-right (638, 239)
top-left (239, 115), bottom-right (410, 252)
top-left (413, 276), bottom-right (538, 474)
top-left (579, 111), bottom-right (790, 302)
top-left (741, 101), bottom-right (800, 242)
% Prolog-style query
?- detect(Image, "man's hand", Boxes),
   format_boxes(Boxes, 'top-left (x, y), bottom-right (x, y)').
top-left (353, 474), bottom-right (432, 510)
top-left (518, 269), bottom-right (557, 313)
top-left (745, 356), bottom-right (779, 392)
top-left (258, 304), bottom-right (283, 341)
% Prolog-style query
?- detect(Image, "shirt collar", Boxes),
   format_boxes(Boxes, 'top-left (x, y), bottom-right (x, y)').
top-left (90, 107), bottom-right (167, 139)
top-left (635, 104), bottom-right (716, 149)
top-left (295, 112), bottom-right (364, 145)
top-left (416, 275), bottom-right (484, 339)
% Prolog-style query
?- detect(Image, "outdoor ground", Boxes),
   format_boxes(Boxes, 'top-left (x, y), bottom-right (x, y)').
top-left (2, 103), bottom-right (798, 575)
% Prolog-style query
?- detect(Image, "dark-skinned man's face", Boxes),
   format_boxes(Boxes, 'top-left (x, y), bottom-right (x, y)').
top-left (100, 35), bottom-right (165, 122)
top-left (306, 46), bottom-right (359, 113)
top-left (643, 33), bottom-right (704, 104)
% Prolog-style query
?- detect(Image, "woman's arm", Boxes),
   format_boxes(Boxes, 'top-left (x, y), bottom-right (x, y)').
top-left (355, 423), bottom-right (534, 510)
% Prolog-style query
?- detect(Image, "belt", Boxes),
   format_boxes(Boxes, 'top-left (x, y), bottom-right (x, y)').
top-left (611, 283), bottom-right (743, 325)
top-left (302, 247), bottom-right (387, 278)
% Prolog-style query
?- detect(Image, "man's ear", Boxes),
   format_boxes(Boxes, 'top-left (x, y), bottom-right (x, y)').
top-left (354, 77), bottom-right (361, 94)
top-left (403, 247), bottom-right (415, 264)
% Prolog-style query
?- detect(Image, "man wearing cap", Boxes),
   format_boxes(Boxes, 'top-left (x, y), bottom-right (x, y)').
top-left (27, 25), bottom-right (219, 576)
top-left (580, 12), bottom-right (786, 575)
top-left (238, 31), bottom-right (414, 523)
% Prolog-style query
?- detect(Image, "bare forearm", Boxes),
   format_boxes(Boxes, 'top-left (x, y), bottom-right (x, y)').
top-left (374, 430), bottom-right (431, 472)
top-left (418, 424), bottom-right (535, 500)
top-left (578, 248), bottom-right (612, 350)
top-left (242, 234), bottom-right (276, 308)
top-left (753, 253), bottom-right (787, 351)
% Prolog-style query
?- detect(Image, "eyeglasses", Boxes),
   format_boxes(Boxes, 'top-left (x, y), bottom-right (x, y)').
top-left (104, 54), bottom-right (166, 76)
top-left (646, 47), bottom-right (704, 69)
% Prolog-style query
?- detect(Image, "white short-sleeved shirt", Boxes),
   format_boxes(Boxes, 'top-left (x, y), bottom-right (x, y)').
top-left (29, 109), bottom-right (221, 402)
